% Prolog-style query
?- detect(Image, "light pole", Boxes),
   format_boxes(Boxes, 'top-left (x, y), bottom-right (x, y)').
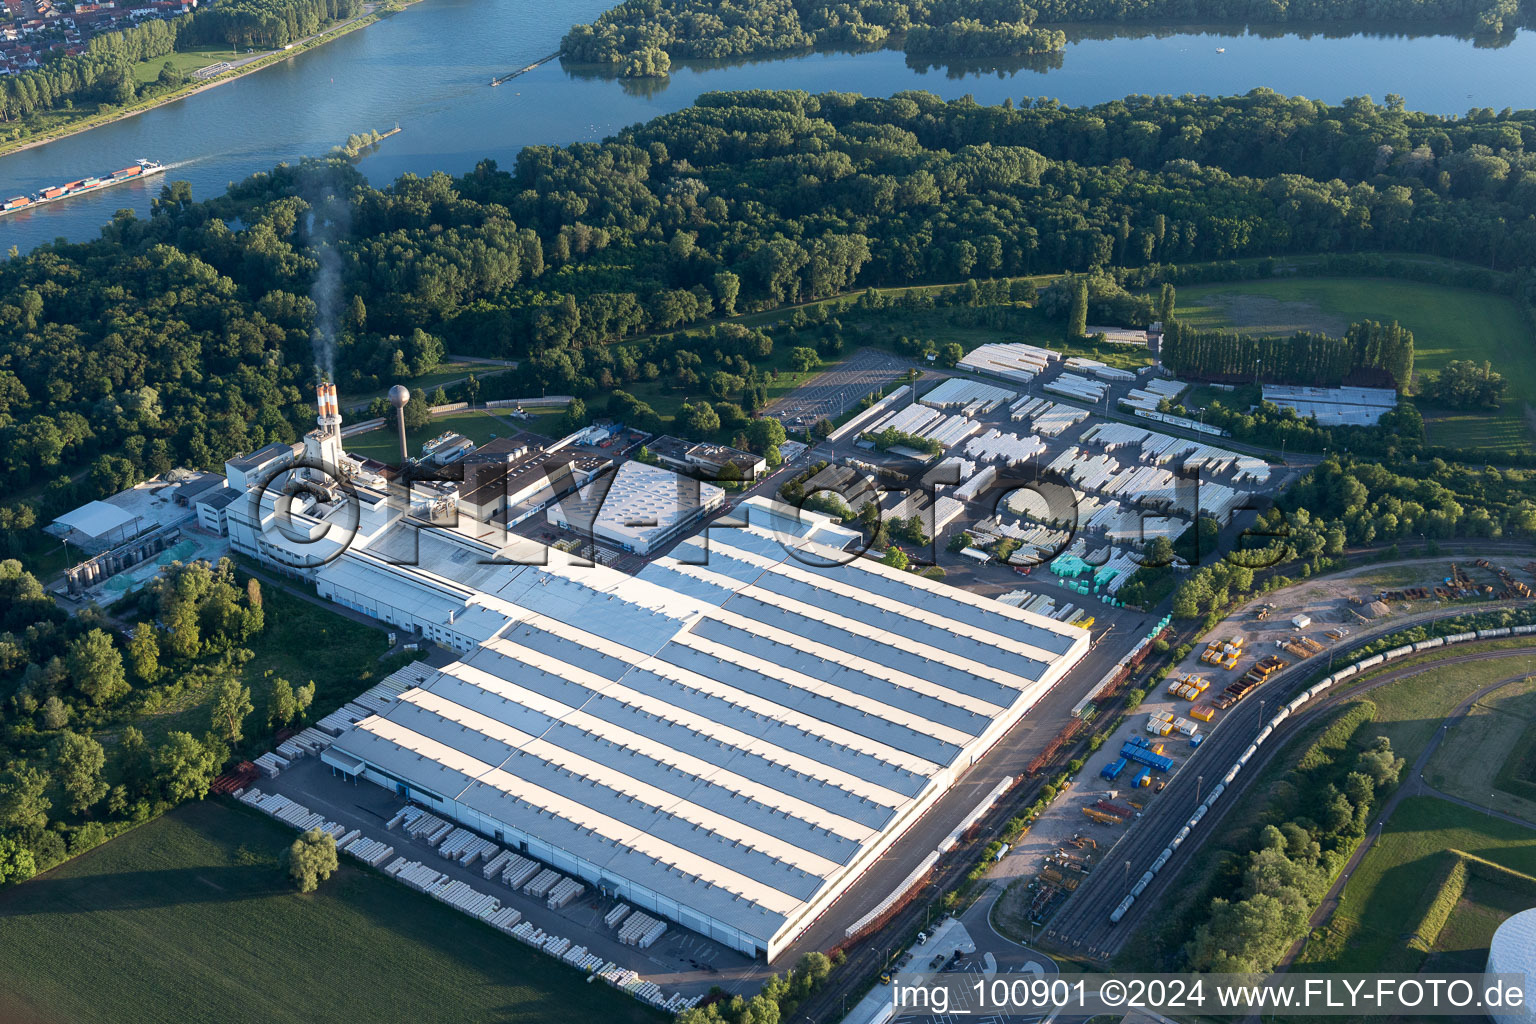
top-left (1196, 775), bottom-right (1203, 802)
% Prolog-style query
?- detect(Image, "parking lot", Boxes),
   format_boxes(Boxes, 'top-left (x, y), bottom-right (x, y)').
top-left (767, 347), bottom-right (914, 431)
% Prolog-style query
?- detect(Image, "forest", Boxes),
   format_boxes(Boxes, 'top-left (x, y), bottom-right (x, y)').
top-left (561, 0), bottom-right (1530, 75)
top-left (3, 87), bottom-right (1536, 546)
top-left (0, 0), bottom-right (363, 125)
top-left (1160, 318), bottom-right (1415, 389)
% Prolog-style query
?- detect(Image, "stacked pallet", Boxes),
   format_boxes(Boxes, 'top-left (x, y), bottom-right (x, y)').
top-left (437, 828), bottom-right (497, 865)
top-left (501, 855), bottom-right (540, 890)
top-left (546, 877), bottom-right (584, 909)
top-left (338, 828), bottom-right (362, 848)
top-left (253, 752), bottom-right (288, 777)
top-left (237, 788), bottom-right (326, 832)
top-left (343, 835), bottom-right (396, 867)
top-left (618, 911), bottom-right (667, 948)
top-left (313, 702), bottom-right (371, 736)
top-left (385, 805), bottom-right (418, 830)
top-left (543, 935), bottom-right (571, 957)
top-left (524, 868), bottom-right (561, 898)
top-left (486, 906), bottom-right (523, 933)
top-left (386, 858), bottom-right (447, 892)
top-left (428, 878), bottom-right (501, 919)
top-left (604, 903), bottom-right (631, 928)
top-left (481, 850), bottom-right (515, 880)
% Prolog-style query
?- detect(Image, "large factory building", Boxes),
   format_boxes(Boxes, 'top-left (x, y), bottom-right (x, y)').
top-left (226, 387), bottom-right (1090, 960)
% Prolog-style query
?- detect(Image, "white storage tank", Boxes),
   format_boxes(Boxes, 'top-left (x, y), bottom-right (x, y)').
top-left (1486, 907), bottom-right (1536, 1024)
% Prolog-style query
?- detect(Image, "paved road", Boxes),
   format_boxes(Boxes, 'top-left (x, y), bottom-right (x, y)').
top-left (1041, 623), bottom-right (1533, 961)
top-left (1277, 669), bottom-right (1536, 968)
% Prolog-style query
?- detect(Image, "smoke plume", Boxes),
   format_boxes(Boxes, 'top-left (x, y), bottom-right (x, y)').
top-left (305, 176), bottom-right (351, 382)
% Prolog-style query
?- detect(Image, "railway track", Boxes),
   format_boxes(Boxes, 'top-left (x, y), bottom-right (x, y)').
top-left (1041, 637), bottom-right (1536, 961)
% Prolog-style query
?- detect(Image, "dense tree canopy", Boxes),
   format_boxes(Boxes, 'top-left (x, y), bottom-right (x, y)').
top-left (562, 0), bottom-right (1527, 75)
top-left (4, 89), bottom-right (1536, 524)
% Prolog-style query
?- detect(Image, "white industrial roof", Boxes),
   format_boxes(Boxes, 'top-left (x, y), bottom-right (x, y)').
top-left (52, 500), bottom-right (140, 540)
top-left (328, 496), bottom-right (1088, 953)
top-left (549, 460), bottom-right (724, 550)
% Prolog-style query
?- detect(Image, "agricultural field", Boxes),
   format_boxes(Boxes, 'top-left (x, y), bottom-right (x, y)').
top-left (1353, 649), bottom-right (1536, 766)
top-left (0, 801), bottom-right (660, 1024)
top-left (1294, 797), bottom-right (1536, 973)
top-left (1426, 677), bottom-right (1536, 824)
top-left (342, 408), bottom-right (561, 463)
top-left (1173, 277), bottom-right (1533, 452)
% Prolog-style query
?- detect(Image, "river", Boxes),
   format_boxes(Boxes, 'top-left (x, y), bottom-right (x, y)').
top-left (3, 0), bottom-right (1536, 254)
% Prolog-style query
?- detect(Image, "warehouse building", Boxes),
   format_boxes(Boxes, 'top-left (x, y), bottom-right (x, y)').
top-left (322, 498), bottom-right (1088, 960)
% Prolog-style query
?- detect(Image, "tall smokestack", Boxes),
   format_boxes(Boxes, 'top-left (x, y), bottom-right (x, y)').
top-left (389, 385), bottom-right (411, 468)
top-left (316, 382), bottom-right (342, 437)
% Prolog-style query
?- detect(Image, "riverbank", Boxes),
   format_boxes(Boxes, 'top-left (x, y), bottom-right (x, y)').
top-left (0, 0), bottom-right (425, 163)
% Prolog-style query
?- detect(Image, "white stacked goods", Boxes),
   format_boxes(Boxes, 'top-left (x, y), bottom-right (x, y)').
top-left (547, 877), bottom-right (585, 909)
top-left (921, 456), bottom-right (974, 489)
top-left (319, 820), bottom-right (347, 839)
top-left (481, 850), bottom-right (515, 880)
top-left (385, 805), bottom-right (417, 830)
top-left (868, 402), bottom-right (940, 437)
top-left (436, 827), bottom-right (477, 859)
top-left (501, 855), bottom-right (540, 889)
top-left (275, 738), bottom-right (307, 760)
top-left (1085, 499), bottom-right (1187, 542)
top-left (240, 789), bottom-right (325, 832)
top-left (314, 701), bottom-right (371, 736)
top-left (1143, 377), bottom-right (1188, 399)
top-left (1009, 395), bottom-right (1044, 421)
top-left (959, 342), bottom-right (1059, 383)
top-left (544, 936), bottom-right (571, 956)
top-left (827, 385), bottom-right (911, 443)
top-left (393, 860), bottom-right (447, 892)
top-left (920, 377), bottom-right (1016, 412)
top-left (1044, 373), bottom-right (1109, 403)
top-left (1030, 403), bottom-right (1089, 437)
top-left (293, 727), bottom-right (336, 753)
top-left (605, 903), bottom-right (631, 928)
top-left (524, 868), bottom-right (562, 898)
top-left (435, 829), bottom-right (497, 867)
top-left (487, 906), bottom-right (523, 933)
top-left (344, 836), bottom-right (397, 867)
top-left (953, 465), bottom-right (998, 502)
top-left (401, 808), bottom-right (450, 841)
top-left (618, 910), bottom-right (667, 947)
top-left (425, 821), bottom-right (453, 847)
top-left (1084, 325), bottom-right (1148, 346)
top-left (921, 414), bottom-right (981, 450)
top-left (338, 828), bottom-right (363, 848)
top-left (1080, 422), bottom-right (1153, 451)
top-left (962, 430), bottom-right (1046, 466)
top-left (429, 877), bottom-right (501, 919)
top-left (253, 752), bottom-right (288, 777)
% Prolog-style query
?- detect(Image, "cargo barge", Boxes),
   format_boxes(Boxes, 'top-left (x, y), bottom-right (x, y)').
top-left (2, 159), bottom-right (165, 217)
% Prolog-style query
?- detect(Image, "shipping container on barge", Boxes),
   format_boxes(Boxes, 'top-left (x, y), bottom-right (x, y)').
top-left (3, 159), bottom-right (165, 216)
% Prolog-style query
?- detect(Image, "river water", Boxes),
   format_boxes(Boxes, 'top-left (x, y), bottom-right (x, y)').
top-left (3, 0), bottom-right (1536, 254)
